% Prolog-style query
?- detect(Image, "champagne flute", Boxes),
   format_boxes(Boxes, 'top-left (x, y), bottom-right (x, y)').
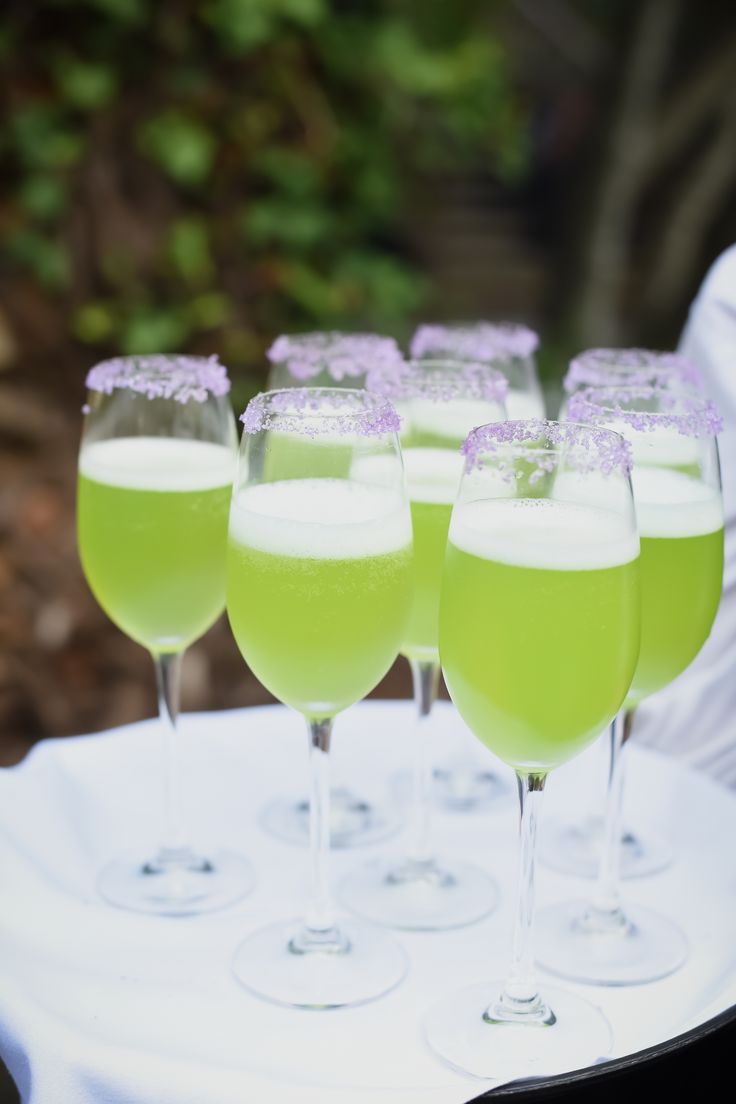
top-left (260, 331), bottom-right (405, 849)
top-left (77, 355), bottom-right (254, 914)
top-left (425, 419), bottom-right (639, 1079)
top-left (410, 321), bottom-right (544, 810)
top-left (339, 358), bottom-right (506, 930)
top-left (536, 385), bottom-right (723, 985)
top-left (545, 347), bottom-right (705, 880)
top-left (227, 387), bottom-right (413, 1008)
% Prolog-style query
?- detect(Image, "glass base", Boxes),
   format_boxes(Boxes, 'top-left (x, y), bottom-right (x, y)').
top-left (98, 848), bottom-right (255, 916)
top-left (338, 857), bottom-right (499, 931)
top-left (231, 918), bottom-right (407, 1009)
top-left (535, 900), bottom-right (688, 985)
top-left (540, 815), bottom-right (673, 879)
top-left (433, 760), bottom-right (509, 812)
top-left (260, 786), bottom-right (402, 849)
top-left (424, 980), bottom-right (612, 1081)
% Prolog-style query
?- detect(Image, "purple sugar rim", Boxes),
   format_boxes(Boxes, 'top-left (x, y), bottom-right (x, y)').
top-left (564, 348), bottom-right (702, 394)
top-left (85, 354), bottom-right (230, 404)
top-left (267, 332), bottom-right (403, 381)
top-left (462, 419), bottom-right (633, 481)
top-left (567, 385), bottom-right (722, 438)
top-left (366, 358), bottom-right (508, 405)
top-left (240, 387), bottom-right (401, 438)
top-left (410, 321), bottom-right (539, 362)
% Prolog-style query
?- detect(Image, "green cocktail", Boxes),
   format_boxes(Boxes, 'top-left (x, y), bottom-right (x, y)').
top-left (401, 447), bottom-right (463, 661)
top-left (227, 477), bottom-right (412, 717)
top-left (441, 498), bottom-right (640, 772)
top-left (627, 465), bottom-right (724, 704)
top-left (78, 435), bottom-right (234, 653)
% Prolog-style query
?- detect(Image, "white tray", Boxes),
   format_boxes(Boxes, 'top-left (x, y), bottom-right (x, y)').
top-left (0, 702), bottom-right (734, 1104)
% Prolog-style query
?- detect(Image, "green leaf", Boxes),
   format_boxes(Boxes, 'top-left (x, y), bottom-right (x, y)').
top-left (17, 175), bottom-right (67, 221)
top-left (7, 229), bottom-right (70, 288)
top-left (55, 60), bottom-right (117, 109)
top-left (73, 302), bottom-right (116, 343)
top-left (122, 309), bottom-right (191, 354)
top-left (138, 112), bottom-right (216, 187)
top-left (167, 217), bottom-right (214, 282)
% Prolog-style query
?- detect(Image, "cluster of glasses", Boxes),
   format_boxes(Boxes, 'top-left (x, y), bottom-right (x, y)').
top-left (76, 330), bottom-right (723, 1081)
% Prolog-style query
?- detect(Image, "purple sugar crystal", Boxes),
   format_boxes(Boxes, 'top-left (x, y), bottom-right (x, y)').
top-left (240, 387), bottom-right (401, 438)
top-left (568, 385), bottom-right (722, 438)
top-left (85, 354), bottom-right (230, 404)
top-left (462, 418), bottom-right (633, 478)
top-left (366, 358), bottom-right (508, 405)
top-left (564, 348), bottom-right (702, 394)
top-left (267, 332), bottom-right (403, 381)
top-left (410, 321), bottom-right (539, 362)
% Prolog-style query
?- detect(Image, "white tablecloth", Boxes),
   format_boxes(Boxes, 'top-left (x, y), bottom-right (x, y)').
top-left (1, 701), bottom-right (735, 1104)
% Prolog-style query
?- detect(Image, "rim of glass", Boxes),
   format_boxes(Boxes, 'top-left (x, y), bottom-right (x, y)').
top-left (410, 321), bottom-right (539, 362)
top-left (567, 385), bottom-right (722, 438)
top-left (564, 348), bottom-right (702, 394)
top-left (85, 354), bottom-right (231, 404)
top-left (461, 418), bottom-right (633, 477)
top-left (366, 358), bottom-right (508, 404)
top-left (239, 387), bottom-right (402, 437)
top-left (266, 331), bottom-right (403, 381)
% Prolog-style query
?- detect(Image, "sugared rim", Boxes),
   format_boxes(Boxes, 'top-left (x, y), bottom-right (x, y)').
top-left (85, 354), bottom-right (230, 404)
top-left (568, 385), bottom-right (722, 438)
top-left (410, 321), bottom-right (539, 362)
top-left (366, 358), bottom-right (508, 405)
top-left (564, 348), bottom-right (702, 394)
top-left (266, 332), bottom-right (402, 381)
top-left (239, 388), bottom-right (401, 437)
top-left (462, 418), bottom-right (633, 479)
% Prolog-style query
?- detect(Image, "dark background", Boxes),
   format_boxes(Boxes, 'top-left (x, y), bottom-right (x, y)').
top-left (1, 3), bottom-right (736, 1095)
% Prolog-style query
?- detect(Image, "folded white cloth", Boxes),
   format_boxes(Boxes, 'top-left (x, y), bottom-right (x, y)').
top-left (0, 702), bottom-right (735, 1103)
top-left (636, 245), bottom-right (736, 783)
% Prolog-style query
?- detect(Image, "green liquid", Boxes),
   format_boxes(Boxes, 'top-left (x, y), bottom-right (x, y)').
top-left (403, 498), bottom-right (452, 661)
top-left (77, 438), bottom-right (233, 653)
top-left (228, 542), bottom-right (412, 717)
top-left (441, 512), bottom-right (639, 771)
top-left (627, 528), bottom-right (723, 704)
top-left (227, 479), bottom-right (412, 717)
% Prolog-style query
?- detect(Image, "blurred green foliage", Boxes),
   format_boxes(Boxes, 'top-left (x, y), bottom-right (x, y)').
top-left (1, 0), bottom-right (528, 371)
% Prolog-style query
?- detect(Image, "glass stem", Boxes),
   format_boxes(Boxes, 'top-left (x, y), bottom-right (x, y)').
top-left (407, 660), bottom-right (440, 867)
top-left (590, 708), bottom-right (635, 924)
top-left (490, 771), bottom-right (549, 1020)
top-left (152, 650), bottom-right (191, 860)
top-left (301, 717), bottom-right (341, 946)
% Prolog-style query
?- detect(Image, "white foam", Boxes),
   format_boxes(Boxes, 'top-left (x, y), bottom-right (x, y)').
top-left (606, 418), bottom-right (702, 466)
top-left (632, 466), bottom-right (723, 538)
top-left (407, 397), bottom-right (506, 441)
top-left (449, 498), bottom-right (639, 570)
top-left (402, 448), bottom-right (464, 504)
top-left (506, 389), bottom-right (545, 421)
top-left (79, 436), bottom-right (236, 491)
top-left (229, 478), bottom-right (411, 559)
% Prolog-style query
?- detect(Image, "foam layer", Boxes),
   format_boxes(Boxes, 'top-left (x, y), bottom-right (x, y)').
top-left (449, 498), bottom-right (639, 570)
top-left (407, 397), bottom-right (506, 441)
top-left (632, 466), bottom-right (723, 538)
top-left (402, 447), bottom-right (464, 504)
top-left (506, 389), bottom-right (545, 421)
top-left (229, 478), bottom-right (411, 559)
top-left (606, 418), bottom-right (702, 466)
top-left (79, 436), bottom-right (235, 491)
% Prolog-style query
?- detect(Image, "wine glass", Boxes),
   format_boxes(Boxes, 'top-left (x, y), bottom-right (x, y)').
top-left (226, 387), bottom-right (413, 1008)
top-left (410, 321), bottom-right (545, 810)
top-left (545, 348), bottom-right (705, 880)
top-left (261, 331), bottom-right (405, 849)
top-left (338, 359), bottom-right (506, 930)
top-left (536, 385), bottom-right (723, 985)
top-left (77, 355), bottom-right (254, 914)
top-left (425, 419), bottom-right (639, 1080)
